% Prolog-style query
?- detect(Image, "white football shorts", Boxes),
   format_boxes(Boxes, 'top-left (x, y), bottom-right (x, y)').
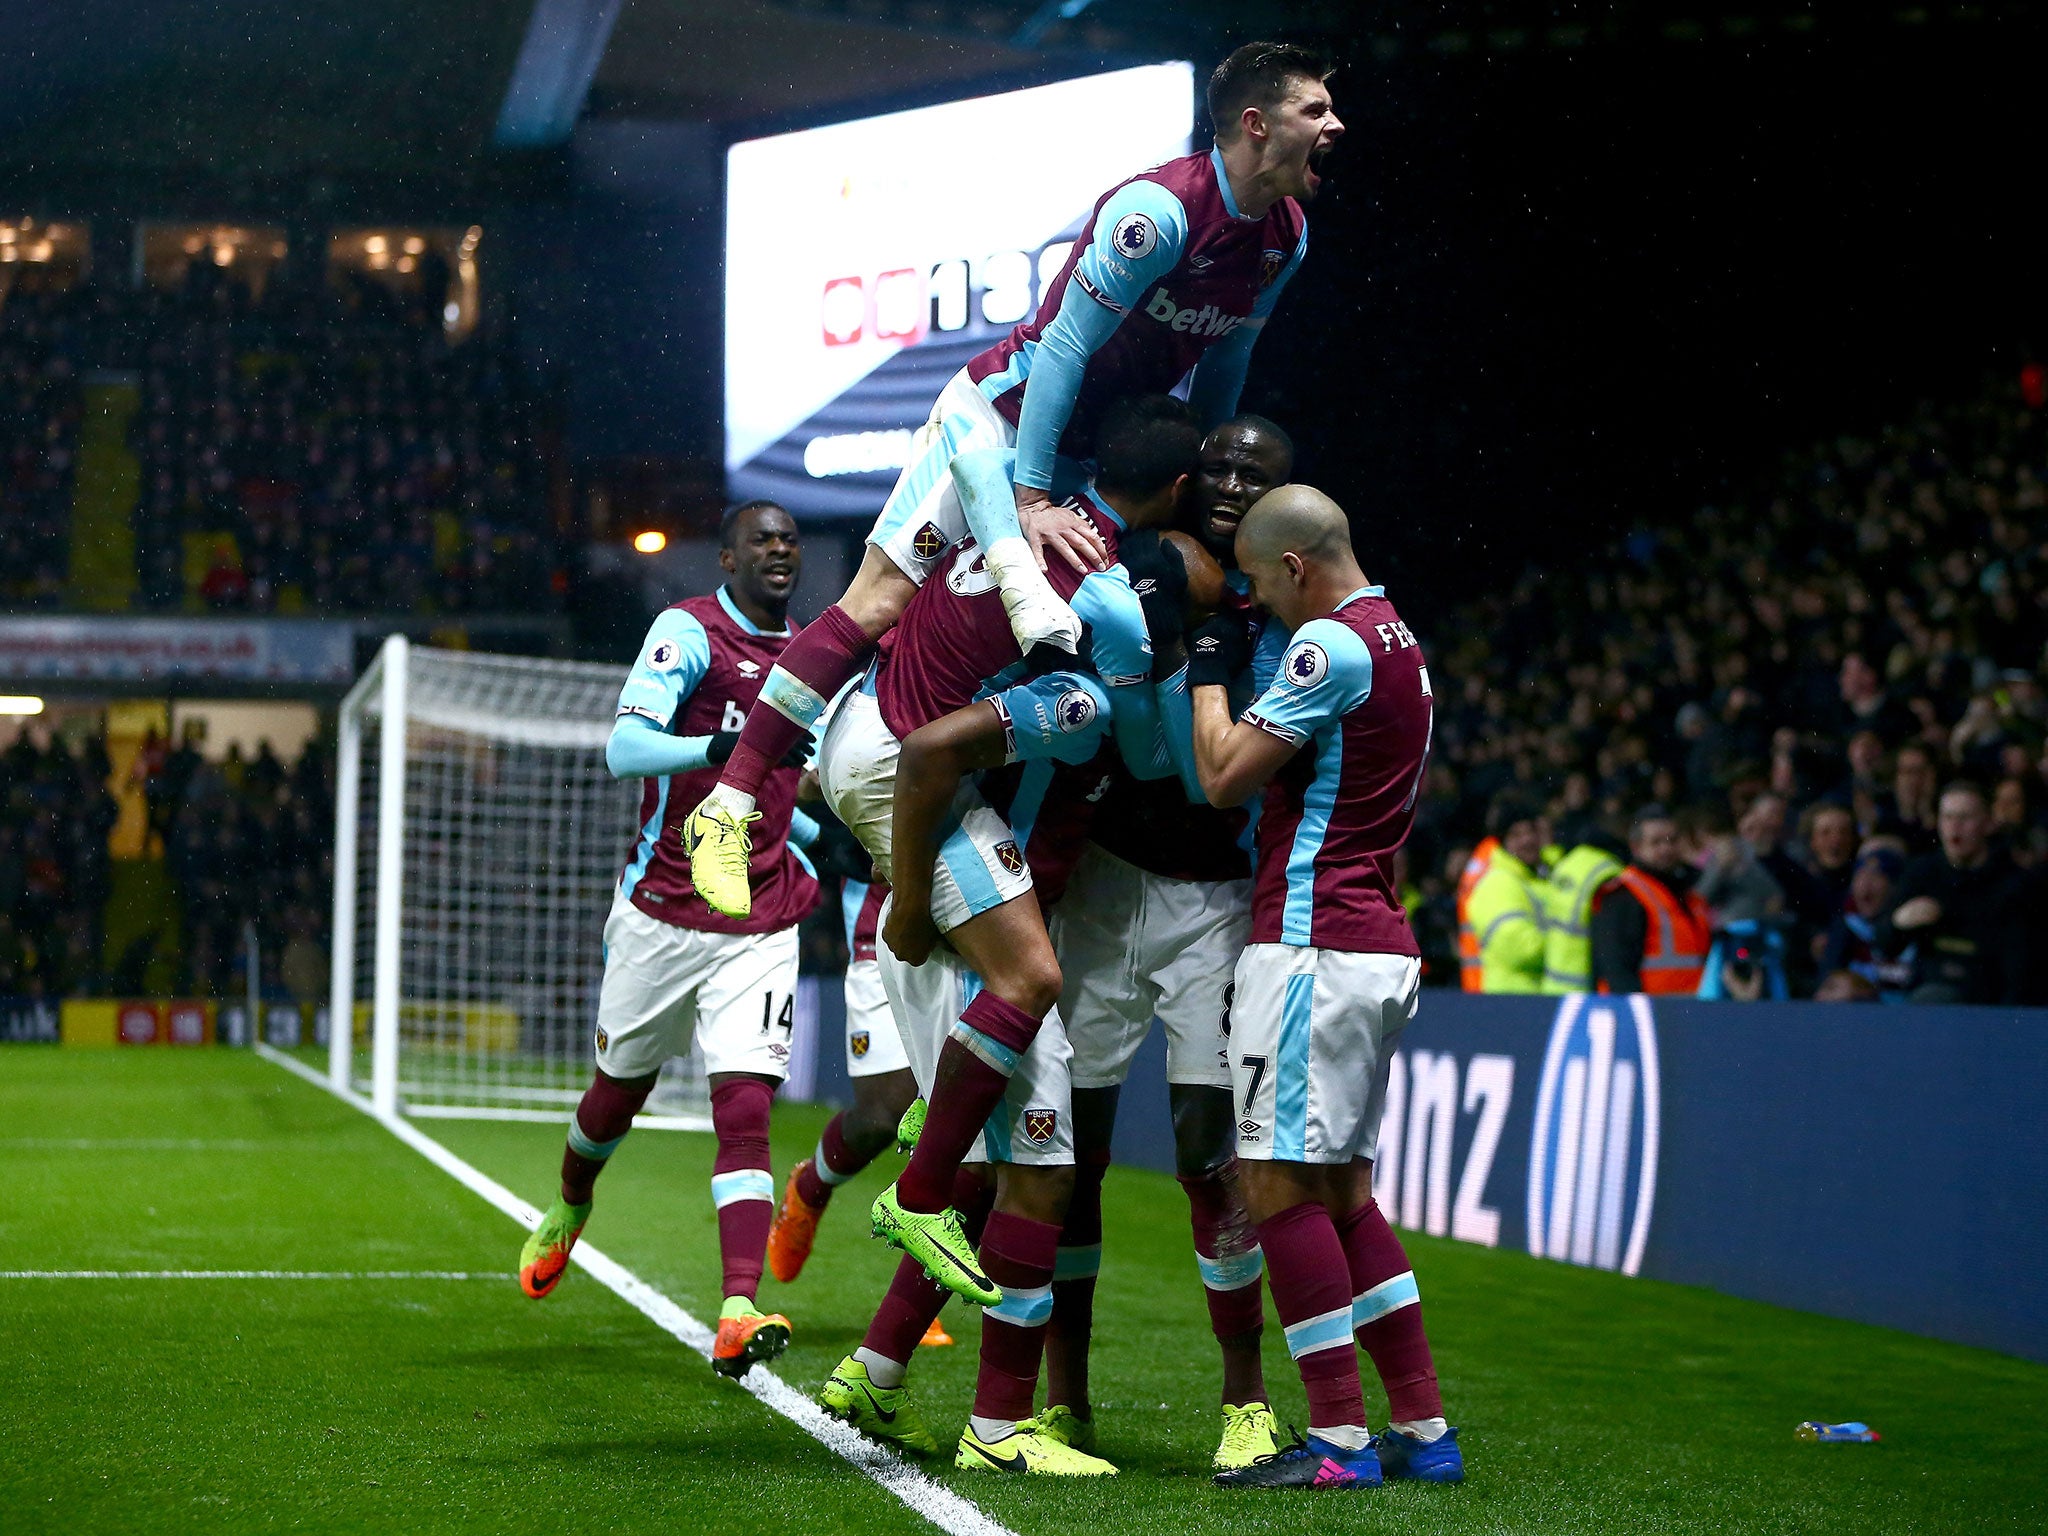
top-left (592, 888), bottom-right (799, 1082)
top-left (1229, 943), bottom-right (1422, 1165)
top-left (876, 911), bottom-right (1074, 1168)
top-left (843, 958), bottom-right (911, 1078)
top-left (1052, 843), bottom-right (1249, 1091)
top-left (866, 369), bottom-right (1015, 587)
top-left (818, 687), bottom-right (1033, 934)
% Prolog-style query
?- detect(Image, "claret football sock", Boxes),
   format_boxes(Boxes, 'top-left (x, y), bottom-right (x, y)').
top-left (1336, 1199), bottom-right (1443, 1424)
top-left (560, 1073), bottom-right (653, 1204)
top-left (1258, 1201), bottom-right (1369, 1437)
top-left (795, 1113), bottom-right (863, 1208)
top-left (719, 604), bottom-right (872, 799)
top-left (896, 992), bottom-right (1044, 1212)
top-left (1045, 1151), bottom-right (1107, 1413)
top-left (972, 1210), bottom-right (1060, 1430)
top-left (710, 1077), bottom-right (777, 1301)
top-left (1180, 1163), bottom-right (1266, 1340)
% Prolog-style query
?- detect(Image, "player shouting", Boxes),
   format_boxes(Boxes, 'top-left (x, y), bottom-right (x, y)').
top-left (682, 41), bottom-right (1343, 922)
top-left (1189, 486), bottom-right (1463, 1488)
top-left (517, 501), bottom-right (820, 1380)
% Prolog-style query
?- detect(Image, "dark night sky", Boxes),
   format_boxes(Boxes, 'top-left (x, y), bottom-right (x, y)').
top-left (1244, 16), bottom-right (2044, 604)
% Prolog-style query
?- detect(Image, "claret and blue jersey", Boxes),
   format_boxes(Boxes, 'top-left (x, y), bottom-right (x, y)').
top-left (966, 147), bottom-right (1309, 490)
top-left (609, 588), bottom-right (818, 936)
top-left (1240, 587), bottom-right (1433, 955)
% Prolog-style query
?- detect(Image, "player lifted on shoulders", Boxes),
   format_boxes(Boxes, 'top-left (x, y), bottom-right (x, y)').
top-left (682, 42), bottom-right (1343, 920)
top-left (518, 501), bottom-right (821, 1380)
top-left (1189, 486), bottom-right (1463, 1489)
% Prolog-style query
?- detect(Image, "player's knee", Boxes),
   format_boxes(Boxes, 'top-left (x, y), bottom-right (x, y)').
top-left (1000, 1163), bottom-right (1075, 1225)
top-left (841, 549), bottom-right (917, 635)
top-left (995, 954), bottom-right (1063, 1019)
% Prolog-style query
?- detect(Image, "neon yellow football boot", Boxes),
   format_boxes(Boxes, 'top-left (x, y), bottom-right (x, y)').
top-left (682, 799), bottom-right (760, 919)
top-left (1214, 1401), bottom-right (1281, 1471)
top-left (956, 1423), bottom-right (1118, 1476)
top-left (818, 1356), bottom-right (941, 1457)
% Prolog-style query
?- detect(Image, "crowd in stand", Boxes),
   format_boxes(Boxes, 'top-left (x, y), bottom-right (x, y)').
top-left (0, 263), bottom-right (560, 615)
top-left (1409, 370), bottom-right (2047, 1002)
top-left (151, 728), bottom-right (334, 1005)
top-left (0, 723), bottom-right (331, 1005)
top-left (0, 303), bottom-right (82, 608)
top-left (0, 730), bottom-right (116, 997)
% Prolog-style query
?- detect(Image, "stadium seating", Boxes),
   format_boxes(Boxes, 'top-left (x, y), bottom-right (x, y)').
top-left (0, 272), bottom-right (559, 616)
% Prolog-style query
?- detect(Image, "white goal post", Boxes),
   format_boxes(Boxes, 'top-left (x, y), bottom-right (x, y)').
top-left (328, 635), bottom-right (711, 1126)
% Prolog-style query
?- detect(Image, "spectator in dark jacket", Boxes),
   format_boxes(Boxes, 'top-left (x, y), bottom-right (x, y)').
top-left (1874, 782), bottom-right (2028, 1004)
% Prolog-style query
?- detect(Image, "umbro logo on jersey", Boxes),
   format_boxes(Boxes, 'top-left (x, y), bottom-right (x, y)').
top-left (1143, 289), bottom-right (1248, 338)
top-left (737, 659), bottom-right (761, 676)
top-left (1188, 254), bottom-right (1214, 272)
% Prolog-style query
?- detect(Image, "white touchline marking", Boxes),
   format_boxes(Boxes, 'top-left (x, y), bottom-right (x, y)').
top-left (1, 1271), bottom-right (494, 1280)
top-left (253, 1044), bottom-right (1019, 1536)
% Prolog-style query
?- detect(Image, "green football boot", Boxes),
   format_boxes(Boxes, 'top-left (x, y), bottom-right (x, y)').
top-left (870, 1184), bottom-right (1000, 1305)
top-left (818, 1356), bottom-right (941, 1457)
top-left (519, 1196), bottom-right (591, 1299)
top-left (895, 1097), bottom-right (926, 1153)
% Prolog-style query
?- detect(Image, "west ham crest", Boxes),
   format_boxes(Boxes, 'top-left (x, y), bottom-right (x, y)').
top-left (912, 522), bottom-right (946, 560)
top-left (850, 1030), bottom-right (871, 1059)
top-left (994, 840), bottom-right (1025, 875)
top-left (1023, 1108), bottom-right (1058, 1146)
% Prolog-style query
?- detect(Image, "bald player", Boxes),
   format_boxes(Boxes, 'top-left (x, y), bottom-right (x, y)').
top-left (1188, 486), bottom-right (1462, 1490)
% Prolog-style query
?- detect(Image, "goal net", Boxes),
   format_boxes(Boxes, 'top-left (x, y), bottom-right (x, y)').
top-left (328, 636), bottom-right (710, 1126)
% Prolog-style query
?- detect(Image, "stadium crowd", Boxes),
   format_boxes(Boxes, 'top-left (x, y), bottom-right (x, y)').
top-left (0, 300), bottom-right (82, 609)
top-left (0, 265), bottom-right (559, 616)
top-left (1419, 371), bottom-right (2047, 1002)
top-left (0, 721), bottom-right (331, 1005)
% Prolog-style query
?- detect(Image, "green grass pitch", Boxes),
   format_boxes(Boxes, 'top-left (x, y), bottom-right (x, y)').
top-left (2, 1048), bottom-right (2042, 1535)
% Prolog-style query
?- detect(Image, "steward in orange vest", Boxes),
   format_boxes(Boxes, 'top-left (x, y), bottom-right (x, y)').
top-left (1591, 806), bottom-right (1710, 996)
top-left (1455, 835), bottom-right (1500, 991)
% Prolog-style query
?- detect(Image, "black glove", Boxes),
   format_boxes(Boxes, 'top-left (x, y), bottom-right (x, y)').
top-left (702, 732), bottom-right (808, 769)
top-left (1118, 529), bottom-right (1190, 650)
top-left (1187, 612), bottom-right (1252, 689)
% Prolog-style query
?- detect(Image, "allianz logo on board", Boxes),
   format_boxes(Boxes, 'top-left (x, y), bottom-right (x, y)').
top-left (1374, 996), bottom-right (1661, 1278)
top-left (1528, 995), bottom-right (1661, 1277)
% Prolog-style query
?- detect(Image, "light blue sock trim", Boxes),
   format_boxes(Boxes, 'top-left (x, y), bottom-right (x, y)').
top-left (1283, 1305), bottom-right (1355, 1360)
top-left (567, 1116), bottom-right (625, 1162)
top-left (984, 1282), bottom-right (1054, 1328)
top-left (947, 1019), bottom-right (1021, 1076)
top-left (1196, 1244), bottom-right (1264, 1293)
top-left (710, 1168), bottom-right (776, 1209)
top-left (760, 665), bottom-right (828, 728)
top-left (1053, 1244), bottom-right (1101, 1282)
top-left (1351, 1271), bottom-right (1420, 1327)
top-left (814, 1134), bottom-right (855, 1186)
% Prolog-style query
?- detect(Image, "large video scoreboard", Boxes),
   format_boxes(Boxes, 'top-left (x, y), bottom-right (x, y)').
top-left (724, 63), bottom-right (1195, 518)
